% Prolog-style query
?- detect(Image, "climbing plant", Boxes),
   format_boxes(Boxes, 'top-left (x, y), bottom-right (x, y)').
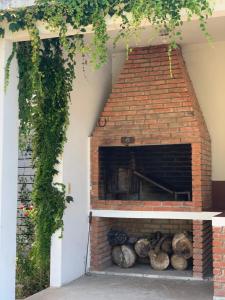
top-left (0, 0), bottom-right (213, 289)
top-left (1, 1), bottom-right (213, 69)
top-left (16, 37), bottom-right (76, 274)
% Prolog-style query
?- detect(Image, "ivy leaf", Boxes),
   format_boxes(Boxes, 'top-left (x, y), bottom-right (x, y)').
top-left (9, 22), bottom-right (21, 32)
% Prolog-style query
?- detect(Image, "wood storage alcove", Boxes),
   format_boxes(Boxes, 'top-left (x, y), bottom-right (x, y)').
top-left (108, 219), bottom-right (193, 273)
top-left (90, 216), bottom-right (213, 280)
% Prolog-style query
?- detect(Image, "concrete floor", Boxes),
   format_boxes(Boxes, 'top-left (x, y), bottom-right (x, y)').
top-left (93, 264), bottom-right (194, 281)
top-left (26, 274), bottom-right (214, 300)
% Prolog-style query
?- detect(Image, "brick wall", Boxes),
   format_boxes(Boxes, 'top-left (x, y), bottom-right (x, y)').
top-left (90, 217), bottom-right (113, 271)
top-left (91, 44), bottom-right (212, 212)
top-left (111, 218), bottom-right (192, 236)
top-left (213, 226), bottom-right (225, 299)
top-left (193, 220), bottom-right (212, 278)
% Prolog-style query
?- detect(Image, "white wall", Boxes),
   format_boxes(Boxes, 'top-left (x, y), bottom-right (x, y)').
top-left (112, 52), bottom-right (127, 84)
top-left (112, 42), bottom-right (225, 181)
top-left (0, 0), bottom-right (34, 9)
top-left (182, 42), bottom-right (225, 181)
top-left (51, 53), bottom-right (112, 286)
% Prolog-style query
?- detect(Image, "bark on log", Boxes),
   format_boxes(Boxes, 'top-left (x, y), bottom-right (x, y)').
top-left (137, 257), bottom-right (150, 265)
top-left (161, 236), bottom-right (173, 254)
top-left (149, 231), bottom-right (162, 249)
top-left (155, 235), bottom-right (168, 253)
top-left (149, 249), bottom-right (170, 271)
top-left (172, 232), bottom-right (193, 259)
top-left (171, 254), bottom-right (188, 271)
top-left (134, 239), bottom-right (151, 258)
top-left (112, 245), bottom-right (136, 268)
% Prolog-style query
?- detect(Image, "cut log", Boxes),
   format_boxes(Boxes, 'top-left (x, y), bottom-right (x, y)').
top-left (112, 245), bottom-right (136, 268)
top-left (172, 232), bottom-right (193, 259)
top-left (149, 249), bottom-right (170, 271)
top-left (134, 239), bottom-right (151, 258)
top-left (171, 254), bottom-right (188, 271)
top-left (161, 236), bottom-right (173, 254)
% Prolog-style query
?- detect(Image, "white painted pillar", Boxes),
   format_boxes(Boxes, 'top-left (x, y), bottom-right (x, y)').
top-left (50, 54), bottom-right (111, 287)
top-left (50, 158), bottom-right (64, 287)
top-left (50, 231), bottom-right (63, 287)
top-left (0, 40), bottom-right (19, 300)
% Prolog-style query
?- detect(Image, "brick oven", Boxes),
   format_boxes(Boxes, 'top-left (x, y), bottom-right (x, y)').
top-left (90, 45), bottom-right (213, 279)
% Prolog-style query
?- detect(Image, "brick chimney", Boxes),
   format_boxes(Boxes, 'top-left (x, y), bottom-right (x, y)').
top-left (91, 45), bottom-right (211, 212)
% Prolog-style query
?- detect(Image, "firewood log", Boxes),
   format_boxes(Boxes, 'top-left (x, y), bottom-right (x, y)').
top-left (161, 236), bottom-right (173, 254)
top-left (112, 245), bottom-right (136, 268)
top-left (172, 232), bottom-right (193, 259)
top-left (171, 254), bottom-right (188, 271)
top-left (149, 249), bottom-right (170, 271)
top-left (134, 239), bottom-right (151, 258)
top-left (148, 235), bottom-right (170, 271)
top-left (149, 231), bottom-right (162, 249)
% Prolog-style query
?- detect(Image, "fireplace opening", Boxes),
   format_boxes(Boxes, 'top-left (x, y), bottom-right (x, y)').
top-left (99, 144), bottom-right (192, 201)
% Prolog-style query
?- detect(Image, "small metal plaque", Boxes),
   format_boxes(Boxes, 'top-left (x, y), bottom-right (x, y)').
top-left (121, 136), bottom-right (135, 146)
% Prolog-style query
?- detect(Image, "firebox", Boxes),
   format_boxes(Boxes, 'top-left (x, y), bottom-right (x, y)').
top-left (99, 144), bottom-right (192, 201)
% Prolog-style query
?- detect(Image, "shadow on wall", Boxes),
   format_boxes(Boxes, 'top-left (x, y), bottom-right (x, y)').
top-left (212, 181), bottom-right (225, 210)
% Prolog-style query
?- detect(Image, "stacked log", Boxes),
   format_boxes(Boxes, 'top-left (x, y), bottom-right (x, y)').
top-left (112, 245), bottom-right (136, 268)
top-left (172, 232), bottom-right (193, 259)
top-left (109, 229), bottom-right (193, 271)
top-left (148, 235), bottom-right (170, 271)
top-left (149, 249), bottom-right (170, 271)
top-left (171, 254), bottom-right (188, 271)
top-left (171, 232), bottom-right (193, 270)
top-left (134, 239), bottom-right (151, 258)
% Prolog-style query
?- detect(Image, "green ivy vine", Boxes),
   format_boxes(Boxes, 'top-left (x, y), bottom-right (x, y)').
top-left (0, 0), bottom-right (213, 287)
top-left (16, 37), bottom-right (76, 275)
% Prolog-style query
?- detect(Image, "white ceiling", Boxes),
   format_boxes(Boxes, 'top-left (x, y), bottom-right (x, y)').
top-left (105, 15), bottom-right (225, 52)
top-left (0, 0), bottom-right (34, 9)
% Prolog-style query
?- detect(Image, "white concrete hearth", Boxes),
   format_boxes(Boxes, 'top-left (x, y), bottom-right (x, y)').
top-left (91, 209), bottom-right (221, 221)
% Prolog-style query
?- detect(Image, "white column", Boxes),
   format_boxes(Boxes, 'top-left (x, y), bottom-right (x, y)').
top-left (50, 53), bottom-right (111, 287)
top-left (50, 231), bottom-right (63, 287)
top-left (0, 39), bottom-right (19, 300)
top-left (50, 157), bottom-right (63, 287)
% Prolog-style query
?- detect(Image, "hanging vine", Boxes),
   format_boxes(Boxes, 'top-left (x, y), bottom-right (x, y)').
top-left (16, 37), bottom-right (76, 274)
top-left (0, 0), bottom-right (213, 289)
top-left (1, 1), bottom-right (213, 67)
